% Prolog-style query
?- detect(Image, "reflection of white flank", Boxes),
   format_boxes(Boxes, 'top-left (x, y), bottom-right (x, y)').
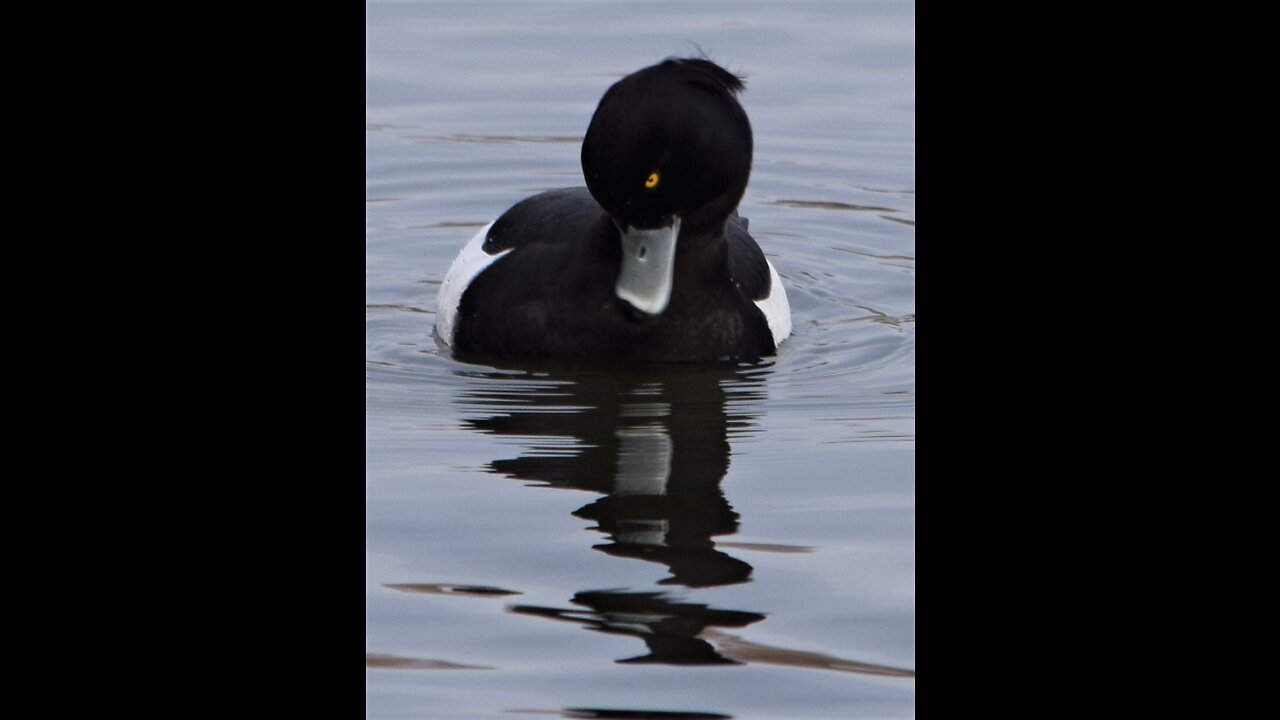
top-left (614, 423), bottom-right (672, 497)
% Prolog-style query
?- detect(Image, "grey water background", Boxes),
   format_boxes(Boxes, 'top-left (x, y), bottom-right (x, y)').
top-left (366, 1), bottom-right (915, 718)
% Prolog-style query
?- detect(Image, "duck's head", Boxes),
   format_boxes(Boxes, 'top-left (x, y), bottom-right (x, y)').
top-left (581, 57), bottom-right (753, 316)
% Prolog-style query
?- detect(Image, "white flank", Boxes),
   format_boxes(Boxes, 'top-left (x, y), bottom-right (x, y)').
top-left (435, 221), bottom-right (509, 347)
top-left (754, 259), bottom-right (792, 347)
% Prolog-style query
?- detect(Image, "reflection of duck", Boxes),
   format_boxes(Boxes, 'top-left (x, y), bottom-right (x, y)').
top-left (424, 365), bottom-right (917, 677)
top-left (462, 366), bottom-right (763, 589)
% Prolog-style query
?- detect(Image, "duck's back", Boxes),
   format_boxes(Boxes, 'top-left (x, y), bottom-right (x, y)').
top-left (443, 188), bottom-right (614, 359)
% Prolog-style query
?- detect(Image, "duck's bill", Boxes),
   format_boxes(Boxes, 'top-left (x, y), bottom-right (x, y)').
top-left (615, 219), bottom-right (680, 316)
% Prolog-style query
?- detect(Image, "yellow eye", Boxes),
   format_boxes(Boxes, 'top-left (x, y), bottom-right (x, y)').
top-left (644, 171), bottom-right (660, 189)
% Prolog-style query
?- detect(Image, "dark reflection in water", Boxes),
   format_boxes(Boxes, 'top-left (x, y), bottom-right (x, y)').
top-left (459, 364), bottom-right (766, 665)
top-left (450, 363), bottom-right (914, 678)
top-left (559, 709), bottom-right (732, 720)
top-left (512, 590), bottom-right (764, 666)
top-left (385, 583), bottom-right (520, 597)
top-left (509, 708), bottom-right (732, 719)
top-left (460, 365), bottom-right (764, 590)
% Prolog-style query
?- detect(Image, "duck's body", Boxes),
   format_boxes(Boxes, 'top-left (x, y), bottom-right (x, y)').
top-left (436, 58), bottom-right (791, 364)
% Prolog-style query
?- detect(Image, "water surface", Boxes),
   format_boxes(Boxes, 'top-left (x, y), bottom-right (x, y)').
top-left (367, 2), bottom-right (915, 718)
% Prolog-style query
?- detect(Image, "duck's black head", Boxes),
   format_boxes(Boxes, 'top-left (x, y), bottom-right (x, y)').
top-left (580, 57), bottom-right (753, 315)
top-left (582, 57), bottom-right (752, 232)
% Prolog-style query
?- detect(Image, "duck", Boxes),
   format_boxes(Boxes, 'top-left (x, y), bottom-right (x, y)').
top-left (436, 57), bottom-right (790, 364)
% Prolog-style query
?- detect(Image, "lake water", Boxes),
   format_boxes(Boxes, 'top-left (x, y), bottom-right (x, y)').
top-left (366, 2), bottom-right (915, 718)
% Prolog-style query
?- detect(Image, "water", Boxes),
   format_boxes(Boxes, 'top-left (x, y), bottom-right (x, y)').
top-left (366, 2), bottom-right (915, 717)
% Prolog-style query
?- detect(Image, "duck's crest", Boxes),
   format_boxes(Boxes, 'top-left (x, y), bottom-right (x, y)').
top-left (665, 56), bottom-right (746, 95)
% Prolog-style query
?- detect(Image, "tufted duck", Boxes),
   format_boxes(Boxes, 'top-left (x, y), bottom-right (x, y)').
top-left (436, 57), bottom-right (791, 363)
